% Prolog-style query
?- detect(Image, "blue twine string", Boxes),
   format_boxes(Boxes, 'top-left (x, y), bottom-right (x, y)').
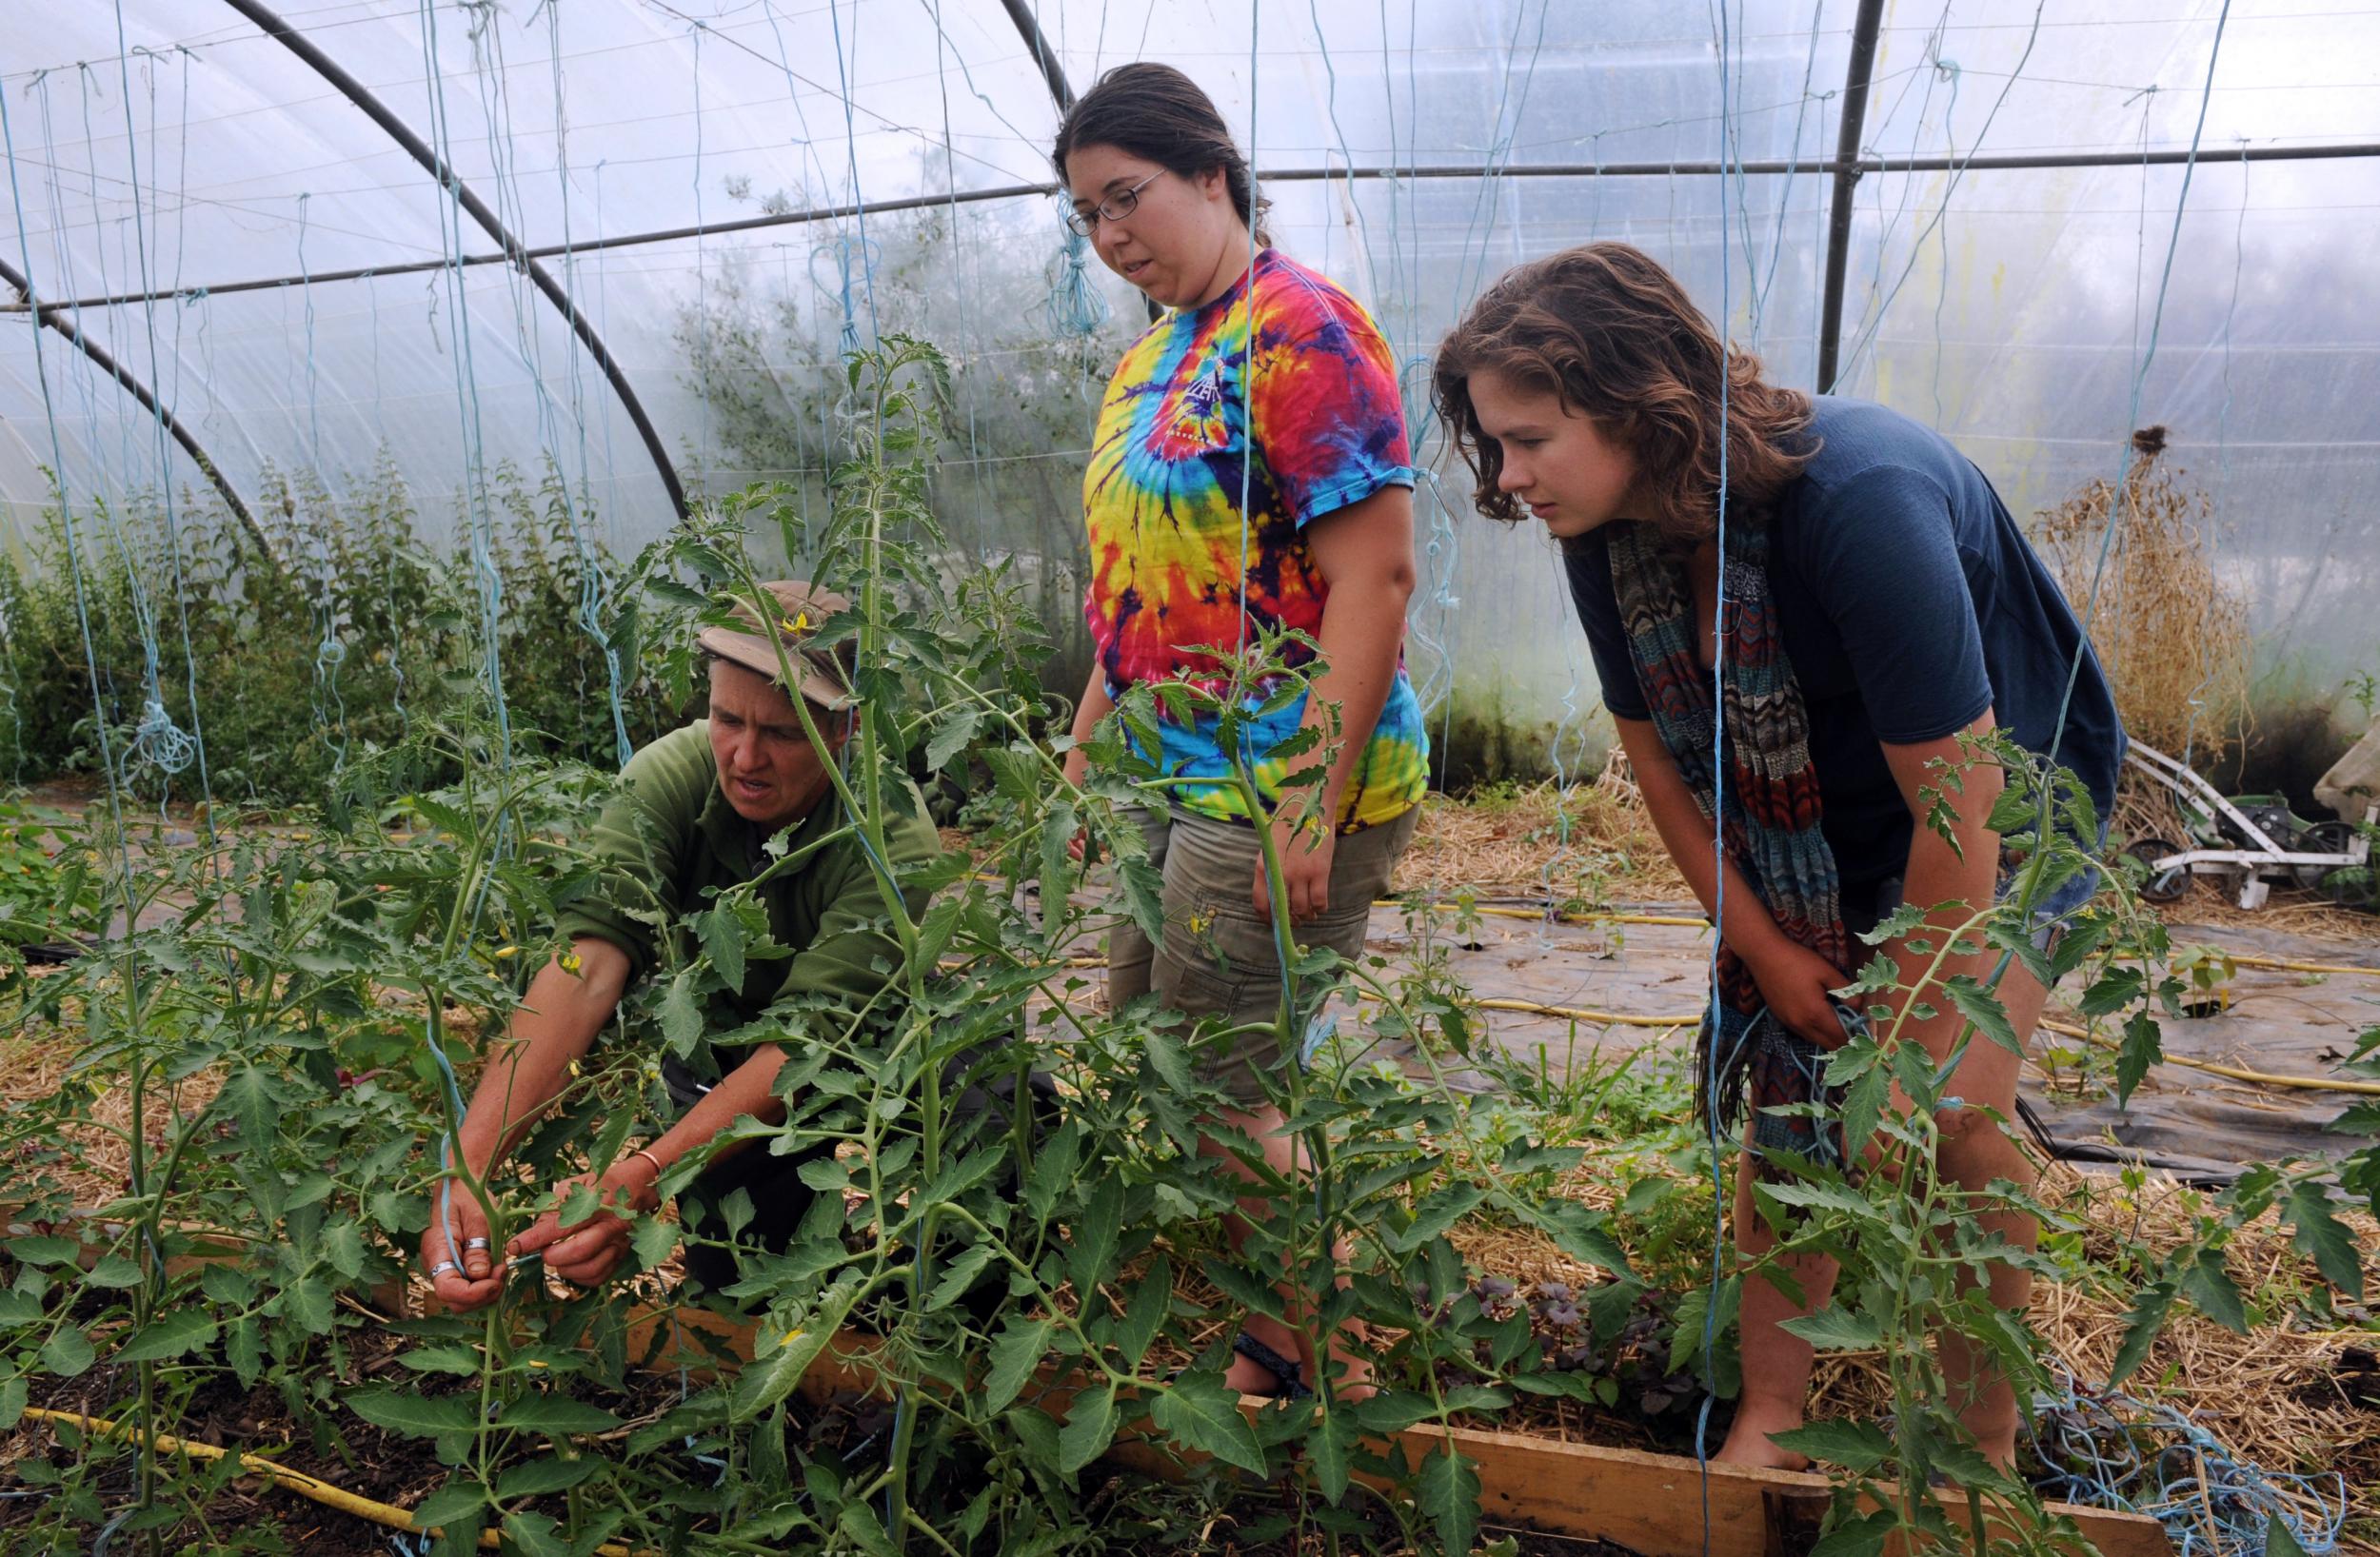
top-left (824, 0), bottom-right (882, 358)
top-left (2031, 1365), bottom-right (2346, 1557)
top-left (416, 0), bottom-right (514, 762)
top-left (1693, 4), bottom-right (1743, 1548)
top-left (296, 190), bottom-right (351, 776)
top-left (1041, 210), bottom-right (1111, 346)
top-left (111, 10), bottom-right (213, 811)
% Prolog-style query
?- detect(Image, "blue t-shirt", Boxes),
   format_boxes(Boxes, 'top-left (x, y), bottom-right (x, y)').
top-left (1565, 397), bottom-right (2125, 887)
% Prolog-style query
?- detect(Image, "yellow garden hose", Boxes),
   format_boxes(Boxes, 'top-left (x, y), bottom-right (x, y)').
top-left (18, 1409), bottom-right (645, 1554)
top-left (2173, 951), bottom-right (2380, 980)
top-left (1466, 997), bottom-right (1696, 1031)
top-left (2036, 1019), bottom-right (2380, 1097)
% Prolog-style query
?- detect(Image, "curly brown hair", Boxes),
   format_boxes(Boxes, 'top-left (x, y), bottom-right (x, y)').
top-left (1432, 243), bottom-right (1815, 545)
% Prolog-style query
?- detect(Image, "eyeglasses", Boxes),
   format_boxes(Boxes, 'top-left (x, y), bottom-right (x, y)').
top-left (1063, 169), bottom-right (1164, 237)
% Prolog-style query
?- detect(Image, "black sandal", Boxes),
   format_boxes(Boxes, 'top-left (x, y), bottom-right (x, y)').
top-left (1231, 1330), bottom-right (1314, 1401)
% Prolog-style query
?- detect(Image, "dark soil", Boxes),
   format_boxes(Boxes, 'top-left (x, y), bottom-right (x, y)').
top-left (2, 1312), bottom-right (1668, 1555)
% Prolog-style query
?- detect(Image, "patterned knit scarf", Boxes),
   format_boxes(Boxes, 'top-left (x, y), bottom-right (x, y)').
top-left (1606, 519), bottom-right (1854, 1139)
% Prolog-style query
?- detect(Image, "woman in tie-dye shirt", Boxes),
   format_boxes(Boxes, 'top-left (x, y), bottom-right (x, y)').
top-left (1054, 63), bottom-right (1426, 1404)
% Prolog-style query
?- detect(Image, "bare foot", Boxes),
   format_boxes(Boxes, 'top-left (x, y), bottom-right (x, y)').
top-left (1715, 1398), bottom-right (1813, 1471)
top-left (1963, 1422), bottom-right (2019, 1476)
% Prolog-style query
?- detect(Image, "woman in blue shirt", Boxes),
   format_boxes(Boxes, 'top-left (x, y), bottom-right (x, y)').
top-left (1432, 243), bottom-right (2122, 1470)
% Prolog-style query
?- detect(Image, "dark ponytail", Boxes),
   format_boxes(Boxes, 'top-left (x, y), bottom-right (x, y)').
top-left (1052, 63), bottom-right (1270, 246)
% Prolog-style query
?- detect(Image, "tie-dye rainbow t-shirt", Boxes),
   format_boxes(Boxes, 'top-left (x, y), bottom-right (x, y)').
top-left (1082, 248), bottom-right (1429, 832)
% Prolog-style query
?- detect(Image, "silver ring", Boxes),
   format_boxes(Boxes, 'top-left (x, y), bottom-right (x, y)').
top-left (463, 1237), bottom-right (492, 1252)
top-left (427, 1259), bottom-right (461, 1279)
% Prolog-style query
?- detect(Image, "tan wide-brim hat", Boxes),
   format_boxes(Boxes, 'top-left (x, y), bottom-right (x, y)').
top-left (694, 580), bottom-right (858, 710)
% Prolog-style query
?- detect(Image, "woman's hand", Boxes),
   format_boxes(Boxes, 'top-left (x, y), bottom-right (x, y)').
top-left (1255, 810), bottom-right (1335, 922)
top-left (1742, 936), bottom-right (1851, 1049)
top-left (506, 1159), bottom-right (661, 1291)
top-left (419, 1181), bottom-right (506, 1312)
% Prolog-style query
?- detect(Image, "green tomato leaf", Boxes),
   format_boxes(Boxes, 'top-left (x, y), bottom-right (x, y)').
top-left (5, 1235), bottom-right (81, 1269)
top-left (1417, 1445), bottom-right (1480, 1557)
top-left (347, 1389), bottom-right (478, 1439)
top-left (1310, 1405), bottom-right (1359, 1503)
top-left (2177, 1246), bottom-right (2249, 1333)
top-left (730, 1292), bottom-right (854, 1422)
top-left (1116, 1255), bottom-right (1171, 1369)
top-left (2109, 1282), bottom-right (2175, 1385)
top-left (2281, 1179), bottom-right (2365, 1300)
top-left (500, 1509), bottom-right (569, 1557)
top-left (115, 1309), bottom-right (216, 1365)
top-left (281, 1274), bottom-right (334, 1336)
top-left (2266, 1515), bottom-right (2312, 1557)
top-left (926, 1245), bottom-right (996, 1312)
top-left (81, 1254), bottom-right (146, 1291)
top-left (1778, 1303), bottom-right (1881, 1352)
top-left (407, 1478), bottom-right (486, 1534)
top-left (1943, 976), bottom-right (2020, 1055)
top-left (1808, 1508), bottom-right (1899, 1557)
top-left (2114, 1010), bottom-right (2163, 1106)
top-left (322, 1220), bottom-right (367, 1281)
top-left (399, 1344), bottom-right (486, 1377)
top-left (982, 1315), bottom-right (1053, 1416)
top-left (1149, 1370), bottom-right (1264, 1475)
top-left (498, 1395), bottom-right (622, 1436)
top-left (1056, 1381), bottom-right (1118, 1474)
top-left (1768, 1418), bottom-right (1894, 1472)
top-left (40, 1326), bottom-right (94, 1379)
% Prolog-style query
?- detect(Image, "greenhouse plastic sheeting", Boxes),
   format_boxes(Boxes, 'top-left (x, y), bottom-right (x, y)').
top-left (5, 0), bottom-right (2377, 740)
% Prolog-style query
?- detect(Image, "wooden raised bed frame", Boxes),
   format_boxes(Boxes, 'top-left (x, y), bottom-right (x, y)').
top-left (628, 1304), bottom-right (2173, 1557)
top-left (2, 1202), bottom-right (2171, 1557)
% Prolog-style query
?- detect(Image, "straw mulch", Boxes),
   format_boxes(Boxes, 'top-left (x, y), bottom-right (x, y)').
top-left (1452, 1158), bottom-right (2380, 1526)
top-left (0, 1011), bottom-right (227, 1214)
top-left (1398, 752), bottom-right (1687, 904)
top-left (2033, 426), bottom-right (2251, 759)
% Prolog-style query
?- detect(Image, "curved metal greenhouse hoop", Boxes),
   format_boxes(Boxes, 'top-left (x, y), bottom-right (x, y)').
top-left (0, 252), bottom-right (283, 574)
top-left (216, 0), bottom-right (691, 525)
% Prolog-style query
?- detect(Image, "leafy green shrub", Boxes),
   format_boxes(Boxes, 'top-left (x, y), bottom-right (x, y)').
top-left (0, 456), bottom-right (686, 805)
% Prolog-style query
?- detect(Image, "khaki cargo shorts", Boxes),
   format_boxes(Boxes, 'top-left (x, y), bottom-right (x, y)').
top-left (1106, 803), bottom-right (1418, 1106)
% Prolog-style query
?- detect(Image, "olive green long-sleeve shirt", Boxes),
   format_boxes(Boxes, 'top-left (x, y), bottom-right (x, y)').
top-left (554, 721), bottom-right (941, 1072)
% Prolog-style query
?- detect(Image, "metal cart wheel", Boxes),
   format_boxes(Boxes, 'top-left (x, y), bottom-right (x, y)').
top-left (2127, 838), bottom-right (2191, 903)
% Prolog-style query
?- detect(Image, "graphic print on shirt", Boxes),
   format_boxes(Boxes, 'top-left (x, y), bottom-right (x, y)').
top-left (1081, 248), bottom-right (1430, 830)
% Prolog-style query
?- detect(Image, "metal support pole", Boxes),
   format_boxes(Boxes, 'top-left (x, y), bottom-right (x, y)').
top-left (992, 0), bottom-right (1164, 325)
top-left (218, 0), bottom-right (690, 522)
top-left (15, 139), bottom-right (2380, 321)
top-left (1816, 0), bottom-right (1889, 395)
top-left (998, 0), bottom-right (1076, 111)
top-left (0, 256), bottom-right (282, 573)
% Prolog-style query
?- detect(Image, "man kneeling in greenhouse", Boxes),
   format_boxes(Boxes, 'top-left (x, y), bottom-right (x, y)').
top-left (417, 581), bottom-right (952, 1313)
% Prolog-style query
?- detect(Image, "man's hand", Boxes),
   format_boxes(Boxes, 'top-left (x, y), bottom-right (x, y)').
top-left (507, 1159), bottom-right (662, 1291)
top-left (1254, 810), bottom-right (1335, 923)
top-left (1743, 936), bottom-right (1851, 1049)
top-left (419, 1179), bottom-right (506, 1312)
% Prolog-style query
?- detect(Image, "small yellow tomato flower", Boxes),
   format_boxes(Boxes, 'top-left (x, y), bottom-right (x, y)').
top-left (493, 944), bottom-right (519, 959)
